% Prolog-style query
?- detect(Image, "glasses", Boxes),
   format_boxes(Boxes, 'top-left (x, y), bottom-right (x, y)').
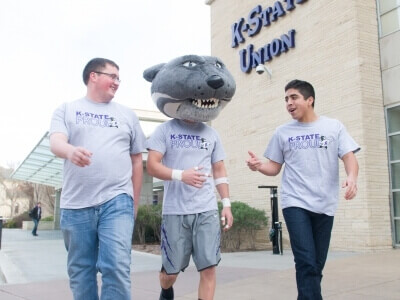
top-left (94, 71), bottom-right (121, 83)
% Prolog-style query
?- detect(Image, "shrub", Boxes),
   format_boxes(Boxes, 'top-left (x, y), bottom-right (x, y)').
top-left (133, 203), bottom-right (162, 244)
top-left (132, 201), bottom-right (268, 251)
top-left (41, 216), bottom-right (54, 222)
top-left (4, 211), bottom-right (31, 228)
top-left (218, 201), bottom-right (268, 251)
top-left (3, 219), bottom-right (17, 228)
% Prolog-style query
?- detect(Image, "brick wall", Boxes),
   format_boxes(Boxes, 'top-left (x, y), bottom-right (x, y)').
top-left (208, 0), bottom-right (392, 250)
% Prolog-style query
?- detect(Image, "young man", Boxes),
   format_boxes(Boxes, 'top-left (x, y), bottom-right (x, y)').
top-left (30, 202), bottom-right (41, 236)
top-left (143, 55), bottom-right (236, 300)
top-left (50, 58), bottom-right (146, 300)
top-left (247, 79), bottom-right (360, 300)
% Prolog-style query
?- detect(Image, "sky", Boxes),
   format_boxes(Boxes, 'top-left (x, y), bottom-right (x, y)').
top-left (0, 0), bottom-right (211, 168)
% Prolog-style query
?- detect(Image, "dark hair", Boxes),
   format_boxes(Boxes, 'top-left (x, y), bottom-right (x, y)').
top-left (285, 79), bottom-right (315, 107)
top-left (82, 58), bottom-right (119, 85)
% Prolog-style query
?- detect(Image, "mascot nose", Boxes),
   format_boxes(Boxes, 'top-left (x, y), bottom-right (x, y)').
top-left (206, 75), bottom-right (224, 89)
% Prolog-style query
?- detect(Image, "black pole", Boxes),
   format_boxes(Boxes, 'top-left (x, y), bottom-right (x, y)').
top-left (258, 185), bottom-right (280, 254)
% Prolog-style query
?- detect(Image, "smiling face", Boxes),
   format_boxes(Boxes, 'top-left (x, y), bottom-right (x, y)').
top-left (91, 64), bottom-right (120, 102)
top-left (143, 55), bottom-right (236, 122)
top-left (285, 88), bottom-right (316, 122)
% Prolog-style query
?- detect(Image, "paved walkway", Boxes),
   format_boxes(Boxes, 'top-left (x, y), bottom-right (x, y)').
top-left (0, 229), bottom-right (399, 299)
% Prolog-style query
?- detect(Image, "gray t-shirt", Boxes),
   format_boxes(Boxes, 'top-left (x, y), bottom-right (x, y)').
top-left (264, 116), bottom-right (360, 216)
top-left (146, 119), bottom-right (226, 215)
top-left (50, 97), bottom-right (146, 209)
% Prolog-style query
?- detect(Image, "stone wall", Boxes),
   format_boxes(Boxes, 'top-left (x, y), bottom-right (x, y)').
top-left (208, 0), bottom-right (392, 250)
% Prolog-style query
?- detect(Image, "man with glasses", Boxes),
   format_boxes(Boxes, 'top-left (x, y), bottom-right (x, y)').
top-left (49, 58), bottom-right (146, 300)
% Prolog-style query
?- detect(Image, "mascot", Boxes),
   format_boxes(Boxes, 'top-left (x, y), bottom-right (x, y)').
top-left (144, 55), bottom-right (236, 300)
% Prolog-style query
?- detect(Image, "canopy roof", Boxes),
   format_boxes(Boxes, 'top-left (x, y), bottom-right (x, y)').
top-left (11, 109), bottom-right (168, 189)
top-left (11, 132), bottom-right (63, 188)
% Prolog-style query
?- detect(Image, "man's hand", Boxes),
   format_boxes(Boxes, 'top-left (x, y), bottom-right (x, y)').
top-left (342, 176), bottom-right (358, 200)
top-left (181, 166), bottom-right (212, 188)
top-left (341, 152), bottom-right (359, 200)
top-left (220, 207), bottom-right (233, 232)
top-left (67, 146), bottom-right (92, 167)
top-left (246, 150), bottom-right (262, 171)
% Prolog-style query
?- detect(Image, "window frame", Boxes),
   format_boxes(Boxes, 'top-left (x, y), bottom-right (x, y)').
top-left (385, 103), bottom-right (400, 247)
top-left (377, 0), bottom-right (400, 37)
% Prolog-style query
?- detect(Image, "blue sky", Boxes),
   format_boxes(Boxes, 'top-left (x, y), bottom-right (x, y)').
top-left (0, 0), bottom-right (211, 168)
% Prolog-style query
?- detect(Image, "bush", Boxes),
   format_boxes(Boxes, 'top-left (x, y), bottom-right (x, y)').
top-left (3, 211), bottom-right (31, 228)
top-left (131, 201), bottom-right (268, 251)
top-left (133, 203), bottom-right (162, 244)
top-left (3, 219), bottom-right (17, 228)
top-left (41, 216), bottom-right (54, 221)
top-left (218, 201), bottom-right (268, 251)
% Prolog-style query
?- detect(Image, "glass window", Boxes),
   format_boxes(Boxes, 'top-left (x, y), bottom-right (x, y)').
top-left (380, 7), bottom-right (400, 36)
top-left (387, 106), bottom-right (400, 133)
top-left (379, 0), bottom-right (400, 13)
top-left (395, 220), bottom-right (400, 244)
top-left (389, 135), bottom-right (400, 161)
top-left (391, 162), bottom-right (400, 189)
top-left (388, 105), bottom-right (400, 246)
top-left (394, 192), bottom-right (400, 217)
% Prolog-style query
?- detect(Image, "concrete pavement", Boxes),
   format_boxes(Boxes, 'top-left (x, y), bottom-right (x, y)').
top-left (0, 229), bottom-right (399, 299)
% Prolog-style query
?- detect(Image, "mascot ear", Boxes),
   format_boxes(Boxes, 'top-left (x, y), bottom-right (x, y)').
top-left (143, 63), bottom-right (166, 82)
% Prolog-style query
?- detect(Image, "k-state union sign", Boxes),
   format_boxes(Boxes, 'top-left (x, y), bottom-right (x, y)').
top-left (231, 0), bottom-right (308, 73)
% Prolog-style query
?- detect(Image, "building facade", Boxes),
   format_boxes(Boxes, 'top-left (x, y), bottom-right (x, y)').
top-left (207, 0), bottom-right (399, 250)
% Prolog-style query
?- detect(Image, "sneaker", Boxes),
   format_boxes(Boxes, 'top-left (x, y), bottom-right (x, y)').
top-left (159, 286), bottom-right (174, 300)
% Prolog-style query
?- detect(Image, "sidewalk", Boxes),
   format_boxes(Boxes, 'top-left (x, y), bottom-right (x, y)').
top-left (0, 229), bottom-right (399, 299)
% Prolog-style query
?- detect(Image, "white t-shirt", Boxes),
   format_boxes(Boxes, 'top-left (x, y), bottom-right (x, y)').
top-left (146, 119), bottom-right (226, 215)
top-left (50, 97), bottom-right (146, 209)
top-left (264, 116), bottom-right (360, 216)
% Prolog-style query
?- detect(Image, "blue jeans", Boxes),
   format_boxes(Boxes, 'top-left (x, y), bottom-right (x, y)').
top-left (283, 207), bottom-right (334, 300)
top-left (32, 218), bottom-right (39, 235)
top-left (60, 193), bottom-right (134, 300)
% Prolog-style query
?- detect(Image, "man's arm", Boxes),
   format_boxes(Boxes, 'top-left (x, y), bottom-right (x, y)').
top-left (341, 151), bottom-right (359, 200)
top-left (50, 132), bottom-right (92, 167)
top-left (212, 160), bottom-right (233, 231)
top-left (131, 153), bottom-right (143, 218)
top-left (246, 150), bottom-right (282, 176)
top-left (146, 150), bottom-right (210, 188)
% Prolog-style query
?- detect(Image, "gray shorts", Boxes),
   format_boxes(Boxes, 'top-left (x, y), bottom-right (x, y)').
top-left (161, 210), bottom-right (221, 274)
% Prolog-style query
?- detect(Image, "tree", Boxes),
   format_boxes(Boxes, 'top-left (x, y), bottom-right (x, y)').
top-left (0, 179), bottom-right (31, 217)
top-left (28, 183), bottom-right (55, 212)
top-left (0, 166), bottom-right (55, 217)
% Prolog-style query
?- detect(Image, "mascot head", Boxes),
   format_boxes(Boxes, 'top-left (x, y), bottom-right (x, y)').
top-left (143, 55), bottom-right (236, 122)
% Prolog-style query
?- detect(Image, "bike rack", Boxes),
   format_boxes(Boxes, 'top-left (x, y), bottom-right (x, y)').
top-left (258, 185), bottom-right (282, 255)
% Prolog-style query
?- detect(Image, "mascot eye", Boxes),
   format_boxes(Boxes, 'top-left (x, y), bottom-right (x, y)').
top-left (183, 61), bottom-right (197, 68)
top-left (215, 62), bottom-right (222, 68)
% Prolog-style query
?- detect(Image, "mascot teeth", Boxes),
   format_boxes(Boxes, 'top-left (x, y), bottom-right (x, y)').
top-left (192, 99), bottom-right (219, 109)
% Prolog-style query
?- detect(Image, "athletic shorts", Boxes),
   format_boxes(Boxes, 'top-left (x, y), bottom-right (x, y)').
top-left (160, 210), bottom-right (221, 274)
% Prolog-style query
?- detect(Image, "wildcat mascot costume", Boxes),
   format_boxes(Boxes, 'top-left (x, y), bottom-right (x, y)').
top-left (144, 55), bottom-right (236, 300)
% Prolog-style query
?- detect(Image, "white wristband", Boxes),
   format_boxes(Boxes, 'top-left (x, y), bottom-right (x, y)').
top-left (214, 177), bottom-right (229, 186)
top-left (221, 198), bottom-right (231, 207)
top-left (171, 169), bottom-right (183, 181)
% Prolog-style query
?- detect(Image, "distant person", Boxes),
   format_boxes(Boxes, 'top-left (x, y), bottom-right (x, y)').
top-left (49, 57), bottom-right (146, 300)
top-left (30, 202), bottom-right (41, 236)
top-left (246, 79), bottom-right (360, 300)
